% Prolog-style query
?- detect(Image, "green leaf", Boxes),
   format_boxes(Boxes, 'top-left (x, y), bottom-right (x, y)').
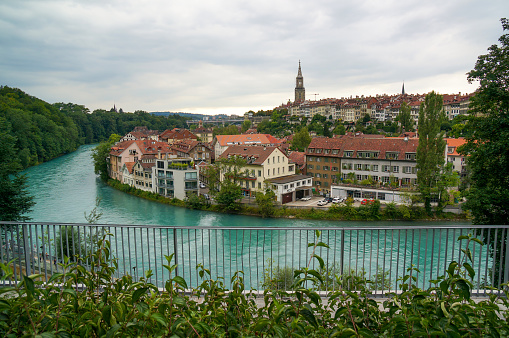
top-left (312, 254), bottom-right (325, 270)
top-left (47, 273), bottom-right (64, 284)
top-left (447, 261), bottom-right (458, 276)
top-left (457, 235), bottom-right (469, 241)
top-left (172, 276), bottom-right (188, 289)
top-left (471, 237), bottom-right (484, 246)
top-left (132, 287), bottom-right (148, 304)
top-left (316, 241), bottom-right (330, 249)
top-left (23, 275), bottom-right (35, 295)
top-left (315, 230), bottom-right (321, 238)
top-left (358, 328), bottom-right (375, 337)
top-left (105, 324), bottom-right (122, 338)
top-left (300, 308), bottom-right (318, 328)
top-left (102, 305), bottom-right (112, 325)
top-left (307, 269), bottom-right (324, 283)
top-left (463, 262), bottom-right (475, 279)
top-left (150, 312), bottom-right (168, 326)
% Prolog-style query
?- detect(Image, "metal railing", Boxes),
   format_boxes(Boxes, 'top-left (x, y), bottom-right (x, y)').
top-left (1, 222), bottom-right (508, 297)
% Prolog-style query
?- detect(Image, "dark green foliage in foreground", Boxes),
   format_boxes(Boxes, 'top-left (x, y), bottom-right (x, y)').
top-left (1, 233), bottom-right (508, 337)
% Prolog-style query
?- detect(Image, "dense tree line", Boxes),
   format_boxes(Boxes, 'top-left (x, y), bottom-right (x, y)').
top-left (0, 86), bottom-right (188, 169)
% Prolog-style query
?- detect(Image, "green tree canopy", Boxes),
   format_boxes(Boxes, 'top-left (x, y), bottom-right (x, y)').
top-left (397, 102), bottom-right (415, 133)
top-left (92, 134), bottom-right (122, 181)
top-left (416, 91), bottom-right (447, 214)
top-left (291, 127), bottom-right (311, 151)
top-left (461, 18), bottom-right (509, 225)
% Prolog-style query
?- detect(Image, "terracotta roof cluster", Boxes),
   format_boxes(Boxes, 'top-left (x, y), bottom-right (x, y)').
top-left (307, 136), bottom-right (418, 160)
top-left (218, 145), bottom-right (285, 165)
top-left (215, 134), bottom-right (281, 147)
top-left (160, 128), bottom-right (197, 141)
top-left (445, 138), bottom-right (466, 156)
top-left (171, 139), bottom-right (212, 154)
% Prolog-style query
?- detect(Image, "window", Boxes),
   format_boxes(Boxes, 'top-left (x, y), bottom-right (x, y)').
top-left (382, 165), bottom-right (390, 172)
top-left (323, 174), bottom-right (328, 179)
top-left (323, 166), bottom-right (329, 171)
top-left (252, 181), bottom-right (255, 188)
top-left (316, 149), bottom-right (322, 154)
top-left (363, 164), bottom-right (370, 171)
top-left (185, 181), bottom-right (197, 190)
top-left (258, 170), bottom-right (262, 177)
top-left (324, 158), bottom-right (329, 163)
top-left (284, 185), bottom-right (288, 189)
top-left (405, 153), bottom-right (416, 160)
top-left (332, 149), bottom-right (339, 154)
top-left (308, 156), bottom-right (314, 162)
top-left (382, 176), bottom-right (390, 183)
top-left (316, 165), bottom-right (321, 170)
top-left (258, 182), bottom-right (262, 189)
top-left (308, 148), bottom-right (315, 153)
top-left (386, 152), bottom-right (398, 160)
top-left (185, 172), bottom-right (197, 179)
top-left (355, 164), bottom-right (362, 170)
top-left (166, 172), bottom-right (173, 179)
top-left (158, 170), bottom-right (165, 177)
top-left (372, 165), bottom-right (378, 172)
top-left (157, 161), bottom-right (164, 169)
top-left (289, 165), bottom-right (294, 171)
top-left (344, 151), bottom-right (353, 157)
top-left (332, 166), bottom-right (338, 171)
top-left (307, 164), bottom-right (313, 170)
top-left (356, 175), bottom-right (362, 181)
top-left (392, 166), bottom-right (399, 173)
top-left (403, 166), bottom-right (412, 174)
top-left (316, 173), bottom-right (321, 178)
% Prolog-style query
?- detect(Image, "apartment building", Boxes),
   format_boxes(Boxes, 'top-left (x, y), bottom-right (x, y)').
top-left (445, 138), bottom-right (467, 177)
top-left (213, 134), bottom-right (282, 159)
top-left (171, 139), bottom-right (213, 164)
top-left (152, 156), bottom-right (199, 199)
top-left (306, 135), bottom-right (420, 195)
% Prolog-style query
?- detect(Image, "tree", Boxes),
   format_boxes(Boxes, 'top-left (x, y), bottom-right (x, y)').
top-left (461, 18), bottom-right (509, 226)
top-left (459, 18), bottom-right (509, 287)
top-left (92, 133), bottom-right (122, 181)
top-left (397, 102), bottom-right (414, 133)
top-left (0, 118), bottom-right (35, 222)
top-left (255, 187), bottom-right (276, 218)
top-left (241, 119), bottom-right (252, 133)
top-left (416, 91), bottom-right (447, 214)
top-left (215, 180), bottom-right (243, 211)
top-left (291, 127), bottom-right (311, 151)
top-left (332, 123), bottom-right (346, 136)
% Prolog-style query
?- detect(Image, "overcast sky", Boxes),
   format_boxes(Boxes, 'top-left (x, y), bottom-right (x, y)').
top-left (1, 1), bottom-right (507, 115)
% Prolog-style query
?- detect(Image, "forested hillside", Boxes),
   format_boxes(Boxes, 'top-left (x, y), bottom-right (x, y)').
top-left (0, 86), bottom-right (189, 169)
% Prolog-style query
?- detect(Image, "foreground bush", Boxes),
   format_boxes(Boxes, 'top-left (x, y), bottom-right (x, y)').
top-left (2, 233), bottom-right (506, 336)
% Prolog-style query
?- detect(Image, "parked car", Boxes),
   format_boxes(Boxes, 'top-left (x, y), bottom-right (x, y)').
top-left (317, 199), bottom-right (329, 206)
top-left (199, 182), bottom-right (206, 189)
top-left (332, 197), bottom-right (343, 204)
top-left (203, 193), bottom-right (210, 200)
top-left (300, 196), bottom-right (311, 201)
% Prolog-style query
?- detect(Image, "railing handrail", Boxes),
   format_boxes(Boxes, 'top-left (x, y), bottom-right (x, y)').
top-left (1, 221), bottom-right (506, 231)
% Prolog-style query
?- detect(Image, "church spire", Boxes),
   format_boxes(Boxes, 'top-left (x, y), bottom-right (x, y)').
top-left (402, 82), bottom-right (405, 95)
top-left (295, 60), bottom-right (305, 102)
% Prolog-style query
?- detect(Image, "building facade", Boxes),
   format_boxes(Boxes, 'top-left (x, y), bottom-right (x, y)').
top-left (152, 156), bottom-right (199, 199)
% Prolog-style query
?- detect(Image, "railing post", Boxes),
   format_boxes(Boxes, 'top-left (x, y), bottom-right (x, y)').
top-left (340, 229), bottom-right (345, 276)
top-left (173, 228), bottom-right (179, 277)
top-left (22, 224), bottom-right (32, 276)
top-left (504, 228), bottom-right (509, 285)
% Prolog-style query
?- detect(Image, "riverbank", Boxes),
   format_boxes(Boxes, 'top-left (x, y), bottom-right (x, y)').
top-left (107, 179), bottom-right (469, 222)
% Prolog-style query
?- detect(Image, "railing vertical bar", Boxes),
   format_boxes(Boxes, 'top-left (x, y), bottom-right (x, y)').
top-left (10, 227), bottom-right (17, 283)
top-left (375, 229), bottom-right (380, 295)
top-left (369, 230), bottom-right (373, 291)
top-left (188, 229), bottom-right (192, 288)
top-left (362, 229), bottom-right (366, 278)
top-left (444, 229), bottom-right (449, 276)
top-left (248, 229), bottom-right (252, 288)
top-left (42, 225), bottom-right (49, 282)
top-left (194, 229), bottom-right (198, 283)
top-left (389, 229), bottom-right (393, 293)
top-left (222, 229), bottom-right (225, 283)
top-left (153, 228), bottom-right (158, 288)
top-left (34, 225), bottom-right (41, 280)
top-left (255, 230), bottom-right (259, 289)
top-left (498, 228), bottom-right (506, 288)
top-left (133, 228), bottom-right (139, 280)
top-left (485, 229), bottom-right (491, 289)
top-left (127, 228), bottom-right (132, 278)
top-left (262, 230), bottom-right (266, 289)
top-left (437, 228), bottom-right (442, 282)
top-left (416, 229), bottom-right (422, 288)
top-left (430, 228), bottom-right (435, 289)
top-left (491, 229), bottom-right (499, 288)
top-left (333, 229), bottom-right (337, 291)
top-left (402, 229), bottom-right (408, 287)
top-left (355, 229), bottom-right (359, 281)
top-left (26, 224), bottom-right (34, 277)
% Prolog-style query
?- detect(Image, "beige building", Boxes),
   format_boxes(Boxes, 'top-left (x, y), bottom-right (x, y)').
top-left (218, 145), bottom-right (296, 197)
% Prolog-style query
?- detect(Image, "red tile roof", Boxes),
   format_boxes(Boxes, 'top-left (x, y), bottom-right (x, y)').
top-left (215, 134), bottom-right (282, 147)
top-left (218, 145), bottom-right (286, 165)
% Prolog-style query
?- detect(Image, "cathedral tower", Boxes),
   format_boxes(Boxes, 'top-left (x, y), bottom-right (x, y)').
top-left (295, 61), bottom-right (305, 102)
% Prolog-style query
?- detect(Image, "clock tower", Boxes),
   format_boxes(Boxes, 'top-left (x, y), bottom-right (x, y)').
top-left (295, 60), bottom-right (305, 102)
